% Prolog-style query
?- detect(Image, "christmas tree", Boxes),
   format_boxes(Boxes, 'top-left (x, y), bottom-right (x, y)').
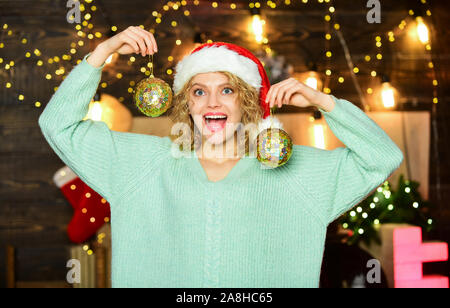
top-left (338, 174), bottom-right (435, 246)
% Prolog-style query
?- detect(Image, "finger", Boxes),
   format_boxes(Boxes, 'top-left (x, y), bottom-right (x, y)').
top-left (120, 32), bottom-right (140, 54)
top-left (129, 27), bottom-right (150, 56)
top-left (284, 85), bottom-right (306, 105)
top-left (141, 29), bottom-right (157, 53)
top-left (275, 79), bottom-right (297, 108)
top-left (268, 79), bottom-right (294, 108)
top-left (125, 28), bottom-right (147, 56)
top-left (146, 30), bottom-right (158, 53)
top-left (135, 27), bottom-right (157, 54)
top-left (283, 85), bottom-right (302, 105)
top-left (150, 33), bottom-right (158, 52)
top-left (124, 30), bottom-right (145, 55)
top-left (296, 81), bottom-right (319, 102)
top-left (293, 93), bottom-right (310, 106)
top-left (279, 80), bottom-right (302, 106)
top-left (266, 81), bottom-right (280, 107)
top-left (266, 87), bottom-right (272, 107)
top-left (277, 78), bottom-right (296, 108)
top-left (267, 83), bottom-right (283, 108)
top-left (266, 87), bottom-right (274, 107)
top-left (128, 26), bottom-right (151, 55)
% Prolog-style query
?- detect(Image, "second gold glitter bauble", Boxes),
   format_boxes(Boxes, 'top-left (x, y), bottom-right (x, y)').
top-left (256, 115), bottom-right (293, 168)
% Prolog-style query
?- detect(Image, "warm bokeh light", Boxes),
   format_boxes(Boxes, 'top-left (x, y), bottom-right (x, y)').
top-left (313, 124), bottom-right (325, 149)
top-left (381, 82), bottom-right (396, 108)
top-left (305, 77), bottom-right (318, 90)
top-left (105, 54), bottom-right (113, 64)
top-left (87, 102), bottom-right (103, 121)
top-left (293, 71), bottom-right (323, 92)
top-left (416, 16), bottom-right (429, 44)
top-left (252, 14), bottom-right (264, 44)
top-left (83, 93), bottom-right (133, 132)
top-left (105, 52), bottom-right (119, 65)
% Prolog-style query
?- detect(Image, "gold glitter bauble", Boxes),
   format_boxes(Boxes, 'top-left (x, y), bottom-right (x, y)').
top-left (256, 128), bottom-right (293, 168)
top-left (134, 77), bottom-right (172, 117)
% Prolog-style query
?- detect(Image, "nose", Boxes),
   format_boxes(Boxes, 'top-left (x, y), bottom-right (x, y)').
top-left (206, 90), bottom-right (222, 108)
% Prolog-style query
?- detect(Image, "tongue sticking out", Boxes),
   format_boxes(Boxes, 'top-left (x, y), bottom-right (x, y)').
top-left (205, 118), bottom-right (227, 133)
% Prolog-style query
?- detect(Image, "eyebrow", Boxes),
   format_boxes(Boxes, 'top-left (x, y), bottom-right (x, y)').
top-left (192, 82), bottom-right (232, 88)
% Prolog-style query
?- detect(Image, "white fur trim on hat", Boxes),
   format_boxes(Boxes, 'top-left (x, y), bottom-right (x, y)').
top-left (173, 45), bottom-right (262, 95)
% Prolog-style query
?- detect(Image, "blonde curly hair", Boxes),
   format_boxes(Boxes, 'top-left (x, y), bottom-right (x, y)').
top-left (168, 71), bottom-right (263, 156)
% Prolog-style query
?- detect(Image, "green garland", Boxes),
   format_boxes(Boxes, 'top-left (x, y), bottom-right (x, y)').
top-left (338, 174), bottom-right (435, 246)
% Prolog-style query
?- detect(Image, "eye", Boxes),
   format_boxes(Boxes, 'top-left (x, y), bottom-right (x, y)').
top-left (193, 89), bottom-right (204, 96)
top-left (223, 87), bottom-right (234, 94)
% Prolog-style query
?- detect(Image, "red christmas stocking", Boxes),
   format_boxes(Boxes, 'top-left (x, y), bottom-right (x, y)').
top-left (53, 166), bottom-right (111, 243)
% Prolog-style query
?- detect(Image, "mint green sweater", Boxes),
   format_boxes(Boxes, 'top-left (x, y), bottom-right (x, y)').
top-left (38, 53), bottom-right (403, 288)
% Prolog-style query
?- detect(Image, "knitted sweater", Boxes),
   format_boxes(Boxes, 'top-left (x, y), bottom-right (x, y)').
top-left (38, 53), bottom-right (403, 288)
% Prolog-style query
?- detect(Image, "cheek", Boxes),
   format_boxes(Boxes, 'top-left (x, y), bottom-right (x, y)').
top-left (188, 101), bottom-right (203, 124)
top-left (188, 100), bottom-right (199, 116)
top-left (189, 96), bottom-right (205, 111)
top-left (228, 99), bottom-right (243, 120)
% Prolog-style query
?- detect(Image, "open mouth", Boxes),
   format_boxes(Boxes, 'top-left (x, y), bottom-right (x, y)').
top-left (203, 114), bottom-right (228, 133)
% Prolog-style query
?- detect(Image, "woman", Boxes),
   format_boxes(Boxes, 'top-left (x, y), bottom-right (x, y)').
top-left (39, 26), bottom-right (403, 288)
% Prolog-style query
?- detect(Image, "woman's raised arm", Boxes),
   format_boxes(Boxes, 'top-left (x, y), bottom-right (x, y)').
top-left (38, 27), bottom-right (165, 203)
top-left (287, 96), bottom-right (404, 225)
top-left (266, 78), bottom-right (404, 226)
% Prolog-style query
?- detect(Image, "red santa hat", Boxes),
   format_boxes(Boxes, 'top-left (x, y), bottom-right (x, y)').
top-left (173, 42), bottom-right (272, 119)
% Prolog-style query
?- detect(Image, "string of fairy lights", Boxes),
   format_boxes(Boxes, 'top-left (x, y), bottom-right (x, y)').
top-left (326, 1), bottom-right (437, 238)
top-left (322, 1), bottom-right (334, 95)
top-left (356, 0), bottom-right (439, 111)
top-left (0, 0), bottom-right (441, 248)
top-left (1, 0), bottom-right (441, 108)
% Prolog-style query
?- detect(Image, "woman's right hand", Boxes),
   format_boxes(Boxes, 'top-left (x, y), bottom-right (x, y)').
top-left (103, 26), bottom-right (158, 56)
top-left (87, 26), bottom-right (158, 68)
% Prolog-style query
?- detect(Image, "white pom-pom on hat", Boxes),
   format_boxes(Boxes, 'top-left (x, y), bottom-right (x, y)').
top-left (258, 115), bottom-right (284, 132)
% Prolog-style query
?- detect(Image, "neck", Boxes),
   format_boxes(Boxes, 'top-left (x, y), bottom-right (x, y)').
top-left (196, 134), bottom-right (243, 162)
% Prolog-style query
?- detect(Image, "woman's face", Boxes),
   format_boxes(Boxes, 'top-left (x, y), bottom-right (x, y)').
top-left (188, 72), bottom-right (242, 146)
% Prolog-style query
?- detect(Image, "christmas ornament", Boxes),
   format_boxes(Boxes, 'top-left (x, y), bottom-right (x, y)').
top-left (54, 165), bottom-right (111, 243)
top-left (134, 54), bottom-right (172, 117)
top-left (256, 109), bottom-right (293, 168)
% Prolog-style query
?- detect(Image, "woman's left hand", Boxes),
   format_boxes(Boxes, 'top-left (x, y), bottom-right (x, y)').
top-left (265, 77), bottom-right (334, 111)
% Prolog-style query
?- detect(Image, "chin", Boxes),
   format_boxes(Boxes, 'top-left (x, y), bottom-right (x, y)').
top-left (203, 132), bottom-right (231, 145)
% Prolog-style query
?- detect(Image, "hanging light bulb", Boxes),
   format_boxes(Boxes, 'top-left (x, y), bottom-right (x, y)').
top-left (292, 67), bottom-right (324, 92)
top-left (416, 16), bottom-right (429, 44)
top-left (84, 92), bottom-right (133, 131)
top-left (380, 76), bottom-right (397, 109)
top-left (381, 85), bottom-right (395, 108)
top-left (250, 7), bottom-right (264, 44)
top-left (252, 15), bottom-right (263, 43)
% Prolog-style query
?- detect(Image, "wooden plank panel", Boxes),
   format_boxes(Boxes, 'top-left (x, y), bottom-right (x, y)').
top-left (0, 0), bottom-right (449, 287)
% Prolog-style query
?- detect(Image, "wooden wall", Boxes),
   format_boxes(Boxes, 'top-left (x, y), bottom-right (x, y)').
top-left (1, 0), bottom-right (449, 287)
